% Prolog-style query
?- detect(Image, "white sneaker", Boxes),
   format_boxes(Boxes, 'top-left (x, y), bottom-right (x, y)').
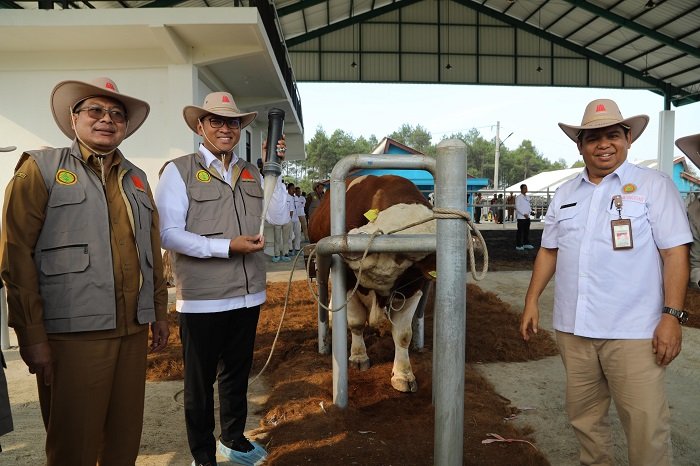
top-left (515, 246), bottom-right (525, 251)
top-left (523, 244), bottom-right (534, 249)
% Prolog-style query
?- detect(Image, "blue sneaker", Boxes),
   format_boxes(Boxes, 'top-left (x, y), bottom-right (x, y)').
top-left (280, 255), bottom-right (291, 262)
top-left (271, 256), bottom-right (280, 263)
top-left (217, 438), bottom-right (267, 465)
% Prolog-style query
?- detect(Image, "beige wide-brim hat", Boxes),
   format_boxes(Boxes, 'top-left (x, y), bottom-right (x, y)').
top-left (676, 133), bottom-right (700, 169)
top-left (0, 146), bottom-right (16, 152)
top-left (558, 98), bottom-right (649, 143)
top-left (183, 92), bottom-right (257, 134)
top-left (51, 77), bottom-right (150, 140)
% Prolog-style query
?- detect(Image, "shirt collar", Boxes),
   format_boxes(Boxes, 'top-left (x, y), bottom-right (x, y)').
top-left (580, 160), bottom-right (631, 185)
top-left (198, 143), bottom-right (238, 170)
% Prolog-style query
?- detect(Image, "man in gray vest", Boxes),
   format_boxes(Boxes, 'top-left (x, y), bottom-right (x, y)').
top-left (0, 78), bottom-right (169, 466)
top-left (676, 132), bottom-right (700, 288)
top-left (155, 92), bottom-right (288, 466)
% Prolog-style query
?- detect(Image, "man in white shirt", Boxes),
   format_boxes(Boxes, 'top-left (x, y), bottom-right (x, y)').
top-left (155, 92), bottom-right (287, 466)
top-left (295, 186), bottom-right (309, 243)
top-left (520, 99), bottom-right (691, 466)
top-left (514, 184), bottom-right (533, 251)
top-left (287, 182), bottom-right (301, 255)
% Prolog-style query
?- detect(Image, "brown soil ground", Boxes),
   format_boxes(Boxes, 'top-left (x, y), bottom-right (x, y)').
top-left (145, 228), bottom-right (700, 465)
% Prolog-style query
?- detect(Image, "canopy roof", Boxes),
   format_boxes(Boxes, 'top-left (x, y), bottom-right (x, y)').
top-left (5, 0), bottom-right (699, 108)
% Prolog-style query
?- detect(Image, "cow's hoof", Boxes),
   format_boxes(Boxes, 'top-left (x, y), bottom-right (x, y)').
top-left (391, 375), bottom-right (418, 393)
top-left (349, 356), bottom-right (371, 371)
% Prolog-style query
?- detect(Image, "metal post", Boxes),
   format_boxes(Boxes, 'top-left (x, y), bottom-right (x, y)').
top-left (434, 139), bottom-right (467, 466)
top-left (657, 109), bottom-right (675, 177)
top-left (329, 176), bottom-right (349, 407)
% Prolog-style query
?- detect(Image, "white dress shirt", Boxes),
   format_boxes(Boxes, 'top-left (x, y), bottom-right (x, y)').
top-left (541, 161), bottom-right (692, 339)
top-left (155, 144), bottom-right (287, 313)
top-left (515, 193), bottom-right (531, 219)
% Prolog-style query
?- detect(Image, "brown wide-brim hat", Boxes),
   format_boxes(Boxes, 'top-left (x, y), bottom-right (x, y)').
top-left (51, 77), bottom-right (150, 140)
top-left (0, 146), bottom-right (16, 152)
top-left (183, 92), bottom-right (257, 134)
top-left (676, 133), bottom-right (700, 169)
top-left (558, 98), bottom-right (649, 143)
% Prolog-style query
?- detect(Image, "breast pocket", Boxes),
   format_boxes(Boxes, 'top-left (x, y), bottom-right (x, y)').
top-left (556, 204), bottom-right (581, 238)
top-left (47, 185), bottom-right (87, 232)
top-left (609, 200), bottom-right (648, 236)
top-left (132, 191), bottom-right (154, 232)
top-left (190, 185), bottom-right (222, 221)
top-left (240, 181), bottom-right (264, 218)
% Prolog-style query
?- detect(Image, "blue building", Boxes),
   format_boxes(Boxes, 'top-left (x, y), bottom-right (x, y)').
top-left (350, 137), bottom-right (490, 203)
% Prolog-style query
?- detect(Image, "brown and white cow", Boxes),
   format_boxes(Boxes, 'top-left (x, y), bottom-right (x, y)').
top-left (308, 175), bottom-right (436, 393)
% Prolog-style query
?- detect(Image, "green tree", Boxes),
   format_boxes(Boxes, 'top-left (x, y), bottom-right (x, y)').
top-left (389, 124), bottom-right (434, 155)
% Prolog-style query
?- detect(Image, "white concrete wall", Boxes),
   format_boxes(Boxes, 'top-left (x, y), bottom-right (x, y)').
top-left (0, 68), bottom-right (264, 200)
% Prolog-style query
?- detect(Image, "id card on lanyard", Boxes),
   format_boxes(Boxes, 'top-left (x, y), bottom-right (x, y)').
top-left (610, 195), bottom-right (633, 250)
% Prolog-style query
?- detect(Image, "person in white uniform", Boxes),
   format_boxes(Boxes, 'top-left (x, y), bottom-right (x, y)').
top-left (520, 99), bottom-right (691, 466)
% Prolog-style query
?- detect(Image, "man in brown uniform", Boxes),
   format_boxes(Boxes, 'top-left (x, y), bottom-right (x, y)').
top-left (0, 78), bottom-right (169, 466)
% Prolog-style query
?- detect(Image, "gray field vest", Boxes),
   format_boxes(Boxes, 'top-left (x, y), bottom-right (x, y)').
top-left (28, 142), bottom-right (156, 333)
top-left (166, 153), bottom-right (265, 301)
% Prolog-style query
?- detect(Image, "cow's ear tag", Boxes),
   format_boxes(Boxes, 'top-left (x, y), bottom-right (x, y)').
top-left (364, 208), bottom-right (379, 222)
top-left (428, 271), bottom-right (437, 279)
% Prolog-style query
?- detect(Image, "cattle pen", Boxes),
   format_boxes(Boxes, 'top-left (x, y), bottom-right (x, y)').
top-left (312, 140), bottom-right (469, 466)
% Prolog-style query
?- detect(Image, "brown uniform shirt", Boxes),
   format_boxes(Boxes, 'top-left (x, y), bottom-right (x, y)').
top-left (1, 147), bottom-right (168, 346)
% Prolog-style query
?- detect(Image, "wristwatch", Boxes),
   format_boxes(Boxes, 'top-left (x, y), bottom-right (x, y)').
top-left (662, 306), bottom-right (689, 324)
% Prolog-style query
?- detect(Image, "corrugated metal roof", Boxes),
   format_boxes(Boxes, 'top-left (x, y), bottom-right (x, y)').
top-left (5, 0), bottom-right (700, 107)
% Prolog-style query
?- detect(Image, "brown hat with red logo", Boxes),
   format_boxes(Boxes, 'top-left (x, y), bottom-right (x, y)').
top-left (676, 133), bottom-right (700, 169)
top-left (558, 99), bottom-right (649, 143)
top-left (51, 77), bottom-right (150, 140)
top-left (183, 92), bottom-right (257, 133)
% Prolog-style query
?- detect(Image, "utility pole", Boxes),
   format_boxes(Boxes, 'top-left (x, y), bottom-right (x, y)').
top-left (494, 121), bottom-right (500, 189)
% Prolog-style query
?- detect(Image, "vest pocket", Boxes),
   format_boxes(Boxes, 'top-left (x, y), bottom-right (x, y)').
top-left (190, 185), bottom-right (223, 221)
top-left (47, 185), bottom-right (87, 232)
top-left (40, 244), bottom-right (89, 276)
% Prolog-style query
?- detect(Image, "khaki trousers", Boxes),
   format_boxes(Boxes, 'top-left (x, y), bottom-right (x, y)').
top-left (298, 215), bottom-right (309, 242)
top-left (38, 330), bottom-right (149, 466)
top-left (556, 331), bottom-right (671, 466)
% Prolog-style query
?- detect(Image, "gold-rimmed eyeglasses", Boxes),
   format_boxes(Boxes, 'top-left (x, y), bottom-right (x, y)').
top-left (74, 105), bottom-right (127, 124)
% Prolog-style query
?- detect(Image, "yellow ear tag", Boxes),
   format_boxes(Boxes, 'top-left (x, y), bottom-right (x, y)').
top-left (428, 271), bottom-right (437, 279)
top-left (364, 208), bottom-right (379, 222)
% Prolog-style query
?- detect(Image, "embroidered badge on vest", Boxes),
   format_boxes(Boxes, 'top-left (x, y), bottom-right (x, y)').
top-left (196, 170), bottom-right (212, 182)
top-left (131, 174), bottom-right (146, 192)
top-left (241, 168), bottom-right (256, 182)
top-left (622, 183), bottom-right (636, 193)
top-left (56, 169), bottom-right (77, 185)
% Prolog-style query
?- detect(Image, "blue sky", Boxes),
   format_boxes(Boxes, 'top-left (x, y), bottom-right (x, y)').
top-left (297, 82), bottom-right (700, 168)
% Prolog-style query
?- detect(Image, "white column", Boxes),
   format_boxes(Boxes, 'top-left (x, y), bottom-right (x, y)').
top-left (167, 64), bottom-right (198, 156)
top-left (657, 110), bottom-right (675, 177)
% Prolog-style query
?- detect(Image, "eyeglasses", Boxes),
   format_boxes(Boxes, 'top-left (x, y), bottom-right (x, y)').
top-left (205, 117), bottom-right (241, 129)
top-left (74, 105), bottom-right (127, 124)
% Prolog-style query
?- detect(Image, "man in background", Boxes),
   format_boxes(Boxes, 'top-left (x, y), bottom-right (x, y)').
top-left (515, 184), bottom-right (533, 251)
top-left (676, 132), bottom-right (700, 288)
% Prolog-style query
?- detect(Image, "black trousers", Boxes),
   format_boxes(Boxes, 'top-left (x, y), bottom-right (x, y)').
top-left (516, 218), bottom-right (531, 246)
top-left (180, 307), bottom-right (261, 464)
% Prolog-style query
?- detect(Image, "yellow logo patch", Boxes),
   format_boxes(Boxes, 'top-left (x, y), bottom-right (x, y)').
top-left (622, 183), bottom-right (636, 193)
top-left (14, 172), bottom-right (27, 179)
top-left (56, 169), bottom-right (77, 185)
top-left (196, 170), bottom-right (212, 183)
